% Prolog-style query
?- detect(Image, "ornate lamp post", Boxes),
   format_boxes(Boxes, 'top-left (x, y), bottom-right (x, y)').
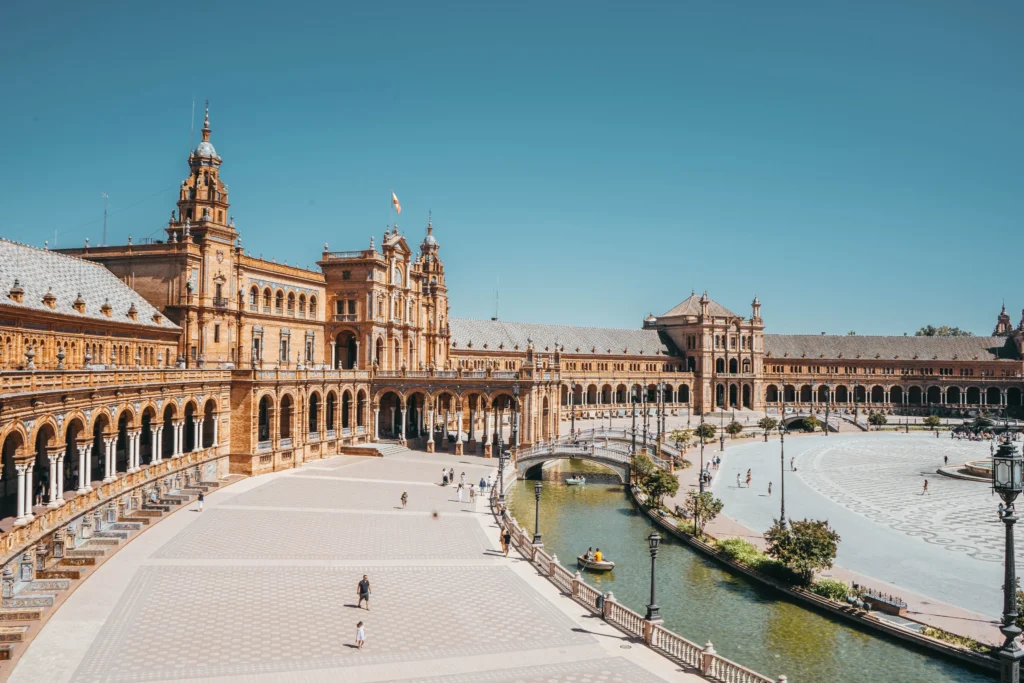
top-left (825, 382), bottom-right (833, 437)
top-left (569, 386), bottom-right (575, 436)
top-left (631, 389), bottom-right (638, 455)
top-left (719, 398), bottom-right (726, 452)
top-left (994, 439), bottom-right (1024, 683)
top-left (645, 531), bottom-right (662, 621)
top-left (497, 444), bottom-right (507, 505)
top-left (642, 388), bottom-right (649, 451)
top-left (532, 481), bottom-right (543, 546)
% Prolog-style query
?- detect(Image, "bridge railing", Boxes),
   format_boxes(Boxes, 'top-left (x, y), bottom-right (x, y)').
top-left (493, 490), bottom-right (783, 683)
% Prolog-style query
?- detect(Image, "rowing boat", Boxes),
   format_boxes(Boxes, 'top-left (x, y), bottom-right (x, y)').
top-left (577, 555), bottom-right (615, 571)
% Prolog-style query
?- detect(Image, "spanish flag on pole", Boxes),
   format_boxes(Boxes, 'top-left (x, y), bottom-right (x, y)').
top-left (391, 191), bottom-right (402, 215)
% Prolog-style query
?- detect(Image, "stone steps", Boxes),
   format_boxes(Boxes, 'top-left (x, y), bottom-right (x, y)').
top-left (27, 579), bottom-right (70, 592)
top-left (2, 594), bottom-right (54, 609)
top-left (118, 516), bottom-right (150, 526)
top-left (36, 568), bottom-right (81, 580)
top-left (58, 557), bottom-right (96, 568)
top-left (84, 538), bottom-right (121, 547)
top-left (110, 522), bottom-right (142, 532)
top-left (65, 549), bottom-right (107, 558)
top-left (0, 625), bottom-right (30, 643)
top-left (0, 608), bottom-right (42, 622)
top-left (142, 504), bottom-right (172, 513)
top-left (92, 531), bottom-right (130, 540)
top-left (160, 495), bottom-right (189, 503)
top-left (132, 510), bottom-right (163, 518)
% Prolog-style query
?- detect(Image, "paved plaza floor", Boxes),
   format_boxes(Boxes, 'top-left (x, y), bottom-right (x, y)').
top-left (709, 432), bottom-right (1011, 622)
top-left (10, 449), bottom-right (690, 683)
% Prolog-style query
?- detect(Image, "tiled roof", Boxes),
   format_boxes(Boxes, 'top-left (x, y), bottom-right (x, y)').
top-left (450, 318), bottom-right (675, 356)
top-left (0, 240), bottom-right (179, 330)
top-left (764, 334), bottom-right (1016, 362)
top-left (660, 293), bottom-right (738, 318)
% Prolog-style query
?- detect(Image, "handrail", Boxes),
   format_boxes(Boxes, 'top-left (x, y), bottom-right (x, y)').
top-left (490, 482), bottom-right (783, 683)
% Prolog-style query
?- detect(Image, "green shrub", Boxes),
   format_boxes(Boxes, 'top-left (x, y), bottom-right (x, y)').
top-left (811, 578), bottom-right (849, 602)
top-left (715, 538), bottom-right (801, 584)
top-left (920, 627), bottom-right (989, 653)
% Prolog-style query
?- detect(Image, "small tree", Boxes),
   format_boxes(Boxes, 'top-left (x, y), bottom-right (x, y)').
top-left (645, 469), bottom-right (680, 509)
top-left (726, 421), bottom-right (743, 439)
top-left (764, 518), bottom-right (841, 585)
top-left (684, 491), bottom-right (724, 533)
top-left (802, 415), bottom-right (821, 432)
top-left (868, 412), bottom-right (887, 430)
top-left (695, 422), bottom-right (716, 443)
top-left (758, 416), bottom-right (779, 439)
top-left (669, 427), bottom-right (692, 451)
top-left (923, 415), bottom-right (941, 430)
top-left (631, 452), bottom-right (655, 486)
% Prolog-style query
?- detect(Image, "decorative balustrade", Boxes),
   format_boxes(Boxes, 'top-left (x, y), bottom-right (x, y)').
top-left (308, 432), bottom-right (320, 443)
top-left (491, 483), bottom-right (782, 683)
top-left (342, 427), bottom-right (351, 436)
top-left (256, 440), bottom-right (272, 453)
top-left (0, 368), bottom-right (232, 395)
top-left (326, 429), bottom-right (336, 439)
top-left (279, 438), bottom-right (293, 448)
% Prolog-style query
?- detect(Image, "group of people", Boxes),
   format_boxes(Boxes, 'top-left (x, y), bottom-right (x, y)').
top-left (440, 467), bottom-right (494, 504)
top-left (583, 546), bottom-right (604, 562)
top-left (736, 468), bottom-right (753, 488)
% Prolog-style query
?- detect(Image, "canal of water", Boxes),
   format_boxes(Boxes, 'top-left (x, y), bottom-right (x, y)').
top-left (506, 461), bottom-right (993, 683)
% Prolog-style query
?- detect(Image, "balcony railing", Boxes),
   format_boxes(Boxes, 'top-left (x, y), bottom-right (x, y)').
top-left (334, 314), bottom-right (358, 322)
top-left (249, 303), bottom-right (258, 312)
top-left (308, 432), bottom-right (320, 442)
top-left (256, 440), bottom-right (272, 453)
top-left (213, 297), bottom-right (229, 308)
top-left (326, 429), bottom-right (336, 439)
top-left (279, 437), bottom-right (293, 448)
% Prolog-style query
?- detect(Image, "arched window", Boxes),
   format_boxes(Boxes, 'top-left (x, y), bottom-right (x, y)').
top-left (287, 293), bottom-right (296, 314)
top-left (309, 296), bottom-right (317, 318)
top-left (250, 287), bottom-right (259, 307)
top-left (298, 294), bottom-right (306, 315)
top-left (263, 288), bottom-right (272, 310)
top-left (275, 291), bottom-right (284, 312)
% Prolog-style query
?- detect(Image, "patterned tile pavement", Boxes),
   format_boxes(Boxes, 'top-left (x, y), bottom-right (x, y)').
top-left (222, 475), bottom-right (473, 512)
top-left (152, 507), bottom-right (491, 560)
top-left (395, 657), bottom-right (671, 683)
top-left (71, 565), bottom-right (593, 682)
top-left (314, 456), bottom-right (496, 485)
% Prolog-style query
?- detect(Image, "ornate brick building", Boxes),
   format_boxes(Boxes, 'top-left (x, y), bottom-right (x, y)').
top-left (1, 107), bottom-right (1022, 585)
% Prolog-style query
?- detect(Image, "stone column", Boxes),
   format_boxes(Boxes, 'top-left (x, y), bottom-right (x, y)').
top-left (172, 422), bottom-right (180, 458)
top-left (47, 454), bottom-right (59, 507)
top-left (354, 340), bottom-right (360, 369)
top-left (13, 464), bottom-right (27, 527)
top-left (192, 419), bottom-right (201, 452)
top-left (127, 432), bottom-right (137, 473)
top-left (455, 401), bottom-right (464, 455)
top-left (55, 451), bottom-right (65, 504)
top-left (24, 465), bottom-right (34, 521)
top-left (81, 444), bottom-right (92, 492)
top-left (483, 403), bottom-right (493, 458)
top-left (373, 406), bottom-right (380, 441)
top-left (103, 438), bottom-right (115, 483)
top-left (212, 416), bottom-right (219, 447)
top-left (330, 341), bottom-right (336, 369)
top-left (152, 426), bottom-right (162, 463)
top-left (426, 404), bottom-right (435, 453)
top-left (399, 401), bottom-right (406, 442)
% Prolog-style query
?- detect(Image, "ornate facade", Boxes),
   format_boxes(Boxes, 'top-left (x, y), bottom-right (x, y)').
top-left (2, 106), bottom-right (1023, 584)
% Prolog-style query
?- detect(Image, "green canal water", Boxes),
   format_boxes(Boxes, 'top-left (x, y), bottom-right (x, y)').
top-left (506, 461), bottom-right (993, 683)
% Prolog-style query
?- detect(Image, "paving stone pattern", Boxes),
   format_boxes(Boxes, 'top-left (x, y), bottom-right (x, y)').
top-left (222, 475), bottom-right (469, 512)
top-left (71, 565), bottom-right (592, 682)
top-left (321, 456), bottom-right (495, 485)
top-left (396, 657), bottom-right (671, 683)
top-left (152, 507), bottom-right (491, 560)
top-left (798, 437), bottom-right (1005, 562)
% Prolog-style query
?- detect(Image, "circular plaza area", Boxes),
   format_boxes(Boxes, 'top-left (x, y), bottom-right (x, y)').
top-left (711, 431), bottom-right (1013, 620)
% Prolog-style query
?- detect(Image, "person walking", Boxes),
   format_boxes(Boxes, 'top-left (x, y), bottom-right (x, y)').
top-left (746, 471), bottom-right (752, 488)
top-left (198, 491), bottom-right (204, 512)
top-left (499, 527), bottom-right (508, 554)
top-left (457, 483), bottom-right (464, 503)
top-left (442, 472), bottom-right (449, 486)
top-left (449, 467), bottom-right (455, 484)
top-left (400, 491), bottom-right (408, 509)
top-left (922, 479), bottom-right (929, 495)
top-left (469, 484), bottom-right (476, 502)
top-left (355, 621), bottom-right (365, 650)
top-left (479, 476), bottom-right (486, 492)
top-left (357, 575), bottom-right (371, 610)
top-left (487, 473), bottom-right (493, 490)
top-left (502, 527), bottom-right (512, 557)
top-left (441, 467), bottom-right (447, 484)
top-left (768, 481), bottom-right (772, 497)
top-left (736, 473), bottom-right (741, 488)
top-left (460, 472), bottom-right (466, 487)
top-left (790, 456), bottom-right (795, 471)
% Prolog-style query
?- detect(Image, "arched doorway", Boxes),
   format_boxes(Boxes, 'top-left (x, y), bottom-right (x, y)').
top-left (1, 430), bottom-right (25, 518)
top-left (258, 395), bottom-right (272, 443)
top-left (947, 386), bottom-right (961, 405)
top-left (766, 385), bottom-right (779, 403)
top-left (987, 387), bottom-right (1002, 406)
top-left (279, 395), bottom-right (293, 439)
top-left (202, 400), bottom-right (216, 447)
top-left (871, 386), bottom-right (885, 403)
top-left (926, 386), bottom-right (941, 405)
top-left (341, 391), bottom-right (352, 430)
top-left (183, 403), bottom-right (197, 452)
top-left (742, 384), bottom-right (752, 409)
top-left (326, 391), bottom-right (337, 433)
top-left (308, 393), bottom-right (320, 436)
top-left (890, 386), bottom-right (904, 405)
top-left (335, 331), bottom-right (357, 369)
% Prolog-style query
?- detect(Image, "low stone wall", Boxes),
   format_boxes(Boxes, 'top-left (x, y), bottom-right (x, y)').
top-left (627, 486), bottom-right (999, 673)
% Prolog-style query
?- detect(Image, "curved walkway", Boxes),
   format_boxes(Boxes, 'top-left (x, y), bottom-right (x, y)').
top-left (11, 448), bottom-right (690, 683)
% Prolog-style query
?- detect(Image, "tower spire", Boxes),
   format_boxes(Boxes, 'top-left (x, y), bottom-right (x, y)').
top-left (201, 100), bottom-right (211, 141)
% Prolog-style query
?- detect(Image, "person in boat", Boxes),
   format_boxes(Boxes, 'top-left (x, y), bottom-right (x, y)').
top-left (585, 546), bottom-right (594, 561)
top-left (594, 548), bottom-right (603, 562)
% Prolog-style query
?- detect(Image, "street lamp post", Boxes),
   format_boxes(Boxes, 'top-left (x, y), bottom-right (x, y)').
top-left (569, 387), bottom-right (575, 436)
top-left (825, 382), bottom-right (832, 437)
top-left (720, 399), bottom-right (725, 452)
top-left (631, 390), bottom-right (638, 455)
top-left (645, 531), bottom-right (662, 621)
top-left (642, 389), bottom-right (649, 452)
top-left (497, 446), bottom-right (507, 505)
top-left (532, 481), bottom-right (543, 546)
top-left (994, 439), bottom-right (1024, 683)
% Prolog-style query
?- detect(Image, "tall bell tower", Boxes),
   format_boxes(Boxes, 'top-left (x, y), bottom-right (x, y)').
top-left (167, 101), bottom-right (235, 244)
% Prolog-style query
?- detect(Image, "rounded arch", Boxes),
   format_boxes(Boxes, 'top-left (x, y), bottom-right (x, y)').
top-left (308, 391), bottom-right (321, 435)
top-left (309, 296), bottom-right (318, 317)
top-left (678, 385), bottom-right (690, 403)
top-left (946, 386), bottom-right (962, 405)
top-left (816, 385), bottom-right (830, 403)
top-left (870, 385), bottom-right (885, 403)
top-left (326, 390), bottom-right (338, 431)
top-left (835, 385), bottom-right (849, 403)
top-left (601, 383), bottom-right (613, 404)
top-left (202, 398), bottom-right (217, 448)
top-left (715, 358), bottom-right (725, 374)
top-left (784, 384), bottom-right (796, 402)
top-left (987, 386), bottom-right (1002, 406)
top-left (258, 394), bottom-right (273, 443)
top-left (728, 358), bottom-right (738, 374)
top-left (27, 414), bottom-right (60, 450)
top-left (1, 428), bottom-right (27, 518)
top-left (926, 386), bottom-right (942, 405)
top-left (890, 385), bottom-right (904, 405)
top-left (765, 384), bottom-right (779, 403)
top-left (374, 337), bottom-right (385, 367)
top-left (965, 386), bottom-right (981, 405)
top-left (356, 389), bottom-right (367, 427)
top-left (341, 389), bottom-right (353, 429)
top-left (335, 330), bottom-right (358, 369)
top-left (586, 384), bottom-right (598, 404)
top-left (907, 386), bottom-right (923, 405)
top-left (274, 288), bottom-right (285, 311)
top-left (279, 393), bottom-right (294, 439)
top-left (799, 385), bottom-right (812, 403)
top-left (1008, 387), bottom-right (1022, 407)
top-left (615, 383), bottom-right (627, 403)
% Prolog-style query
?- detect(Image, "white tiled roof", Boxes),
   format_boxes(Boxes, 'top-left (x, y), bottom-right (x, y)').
top-left (450, 318), bottom-right (675, 356)
top-left (0, 240), bottom-right (179, 330)
top-left (764, 334), bottom-right (1015, 362)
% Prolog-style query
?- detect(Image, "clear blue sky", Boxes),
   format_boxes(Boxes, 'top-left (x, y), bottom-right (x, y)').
top-left (2, 2), bottom-right (1021, 335)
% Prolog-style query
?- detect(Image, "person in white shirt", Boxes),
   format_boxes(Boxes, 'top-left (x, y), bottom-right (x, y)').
top-left (355, 621), bottom-right (365, 649)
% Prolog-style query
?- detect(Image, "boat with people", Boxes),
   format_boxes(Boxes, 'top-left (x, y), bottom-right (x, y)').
top-left (565, 476), bottom-right (587, 485)
top-left (578, 553), bottom-right (615, 572)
